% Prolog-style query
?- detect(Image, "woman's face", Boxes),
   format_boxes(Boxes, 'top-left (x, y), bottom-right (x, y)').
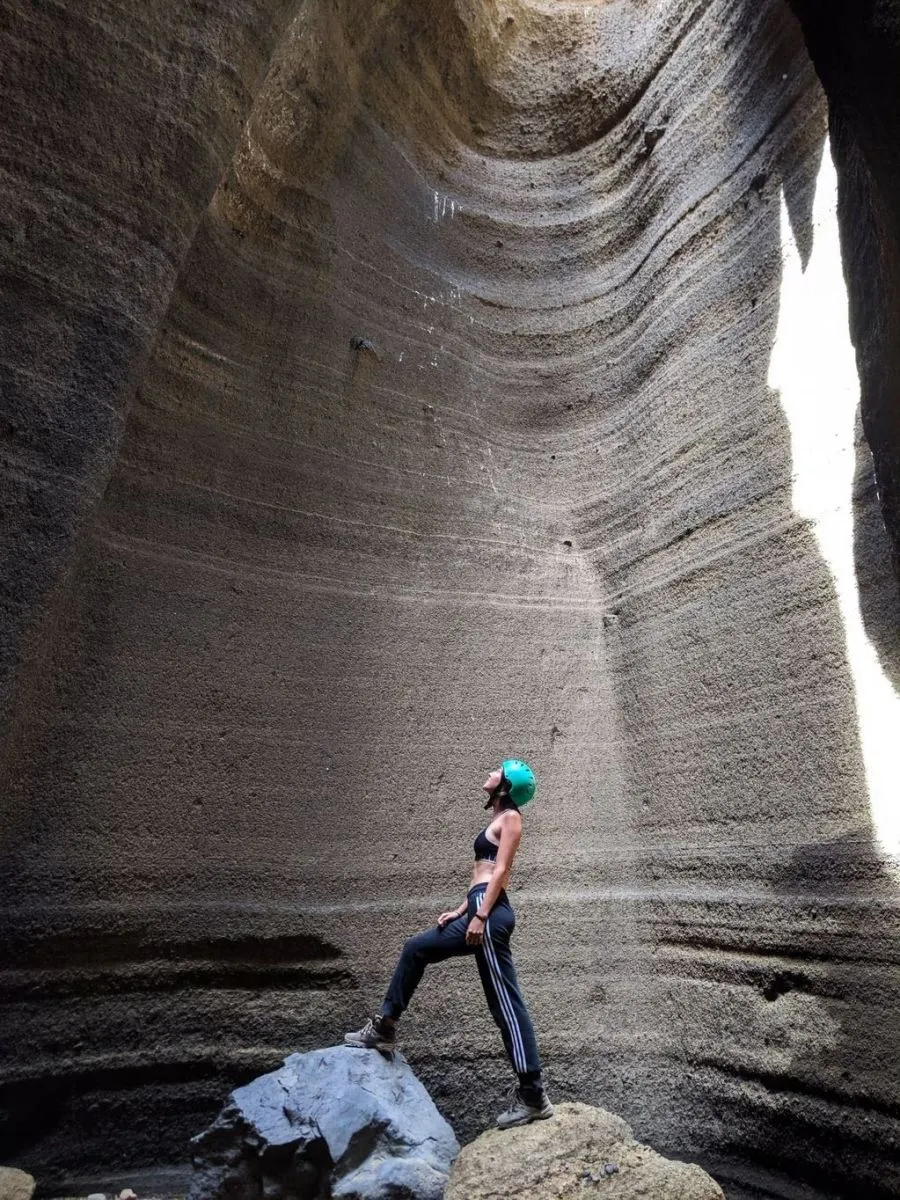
top-left (482, 768), bottom-right (503, 796)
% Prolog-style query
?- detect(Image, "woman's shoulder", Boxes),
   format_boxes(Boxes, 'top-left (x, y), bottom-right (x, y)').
top-left (495, 807), bottom-right (523, 833)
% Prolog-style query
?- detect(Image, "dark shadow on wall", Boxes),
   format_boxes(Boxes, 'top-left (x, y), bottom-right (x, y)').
top-left (750, 3), bottom-right (900, 1186)
top-left (0, 897), bottom-right (359, 1184)
top-left (853, 410), bottom-right (900, 693)
top-left (704, 10), bottom-right (900, 1186)
top-left (751, 13), bottom-right (900, 1188)
top-left (756, 836), bottom-right (900, 1200)
top-left (737, 416), bottom-right (900, 1197)
top-left (787, 0), bottom-right (900, 571)
top-left (0, 0), bottom-right (302, 746)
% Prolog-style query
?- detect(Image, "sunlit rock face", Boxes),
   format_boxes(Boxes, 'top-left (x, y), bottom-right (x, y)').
top-left (2, 2), bottom-right (900, 1198)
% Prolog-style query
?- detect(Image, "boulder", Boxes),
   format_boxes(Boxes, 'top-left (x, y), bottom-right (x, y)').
top-left (0, 1170), bottom-right (35, 1200)
top-left (445, 1102), bottom-right (724, 1200)
top-left (189, 1046), bottom-right (459, 1200)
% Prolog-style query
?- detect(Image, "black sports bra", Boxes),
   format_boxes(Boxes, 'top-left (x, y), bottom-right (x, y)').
top-left (474, 825), bottom-right (500, 862)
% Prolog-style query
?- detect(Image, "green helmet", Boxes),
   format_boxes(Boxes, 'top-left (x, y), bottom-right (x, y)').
top-left (502, 759), bottom-right (536, 807)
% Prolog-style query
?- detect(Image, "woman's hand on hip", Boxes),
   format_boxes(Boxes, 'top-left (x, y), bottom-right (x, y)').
top-left (465, 915), bottom-right (485, 945)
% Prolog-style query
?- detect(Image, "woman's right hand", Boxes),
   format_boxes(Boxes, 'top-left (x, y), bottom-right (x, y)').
top-left (438, 910), bottom-right (461, 927)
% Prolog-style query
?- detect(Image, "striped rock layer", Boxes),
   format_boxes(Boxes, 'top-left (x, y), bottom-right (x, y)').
top-left (2, 2), bottom-right (900, 1198)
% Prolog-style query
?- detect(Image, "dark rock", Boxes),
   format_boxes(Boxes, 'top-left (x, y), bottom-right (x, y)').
top-left (749, 170), bottom-right (768, 193)
top-left (643, 125), bottom-right (667, 153)
top-left (788, 0), bottom-right (900, 563)
top-left (349, 337), bottom-right (381, 359)
top-left (189, 1046), bottom-right (458, 1200)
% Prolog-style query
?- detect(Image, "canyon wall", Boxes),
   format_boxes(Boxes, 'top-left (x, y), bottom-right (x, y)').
top-left (2, 2), bottom-right (900, 1198)
top-left (788, 0), bottom-right (900, 571)
top-left (0, 0), bottom-right (299, 738)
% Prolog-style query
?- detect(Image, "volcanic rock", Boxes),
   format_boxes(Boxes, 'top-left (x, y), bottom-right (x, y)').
top-left (188, 1046), bottom-right (458, 1200)
top-left (445, 1103), bottom-right (723, 1200)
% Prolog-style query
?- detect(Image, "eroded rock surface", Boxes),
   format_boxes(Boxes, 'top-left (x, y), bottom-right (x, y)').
top-left (0, 0), bottom-right (298, 728)
top-left (2, 2), bottom-right (900, 1199)
top-left (0, 1169), bottom-right (35, 1200)
top-left (189, 1046), bottom-right (458, 1200)
top-left (446, 1102), bottom-right (723, 1200)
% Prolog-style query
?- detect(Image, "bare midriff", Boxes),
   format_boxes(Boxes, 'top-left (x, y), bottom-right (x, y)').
top-left (470, 858), bottom-right (497, 888)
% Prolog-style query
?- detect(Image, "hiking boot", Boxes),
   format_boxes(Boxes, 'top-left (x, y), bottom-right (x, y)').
top-left (496, 1084), bottom-right (554, 1129)
top-left (344, 1016), bottom-right (397, 1052)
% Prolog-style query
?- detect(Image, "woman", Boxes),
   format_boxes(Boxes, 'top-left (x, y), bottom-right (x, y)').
top-left (345, 759), bottom-right (553, 1129)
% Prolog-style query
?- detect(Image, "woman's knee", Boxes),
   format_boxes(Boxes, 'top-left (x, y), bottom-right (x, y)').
top-left (402, 932), bottom-right (430, 960)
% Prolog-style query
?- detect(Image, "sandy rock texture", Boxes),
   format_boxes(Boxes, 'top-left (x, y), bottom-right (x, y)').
top-left (446, 1102), bottom-right (723, 1200)
top-left (2, 2), bottom-right (900, 1199)
top-left (0, 1169), bottom-right (35, 1200)
top-left (0, 0), bottom-right (298, 731)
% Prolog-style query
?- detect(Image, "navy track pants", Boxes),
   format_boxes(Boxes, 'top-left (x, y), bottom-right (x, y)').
top-left (381, 883), bottom-right (542, 1077)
